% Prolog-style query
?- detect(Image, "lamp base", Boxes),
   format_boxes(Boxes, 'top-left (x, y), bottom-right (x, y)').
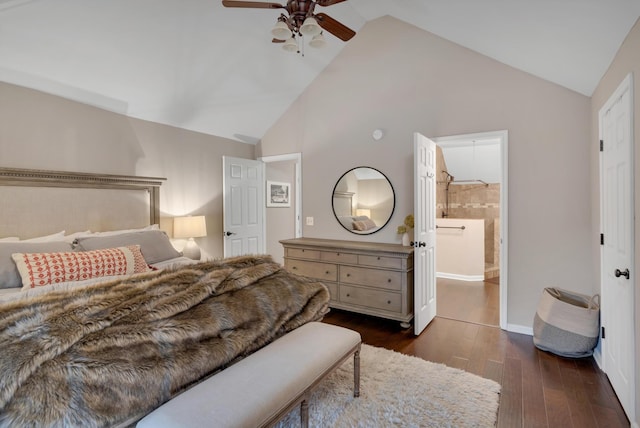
top-left (182, 238), bottom-right (201, 260)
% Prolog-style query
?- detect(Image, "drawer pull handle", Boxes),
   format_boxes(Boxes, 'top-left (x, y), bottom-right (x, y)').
top-left (292, 266), bottom-right (297, 270)
top-left (325, 271), bottom-right (330, 274)
top-left (346, 293), bottom-right (350, 297)
top-left (346, 273), bottom-right (350, 277)
top-left (387, 300), bottom-right (391, 304)
top-left (377, 257), bottom-right (381, 260)
top-left (387, 279), bottom-right (392, 283)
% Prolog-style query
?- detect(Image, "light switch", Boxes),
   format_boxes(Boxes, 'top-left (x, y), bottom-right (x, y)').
top-left (306, 217), bottom-right (314, 226)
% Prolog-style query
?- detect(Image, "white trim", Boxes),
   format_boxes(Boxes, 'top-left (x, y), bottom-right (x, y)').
top-left (436, 273), bottom-right (485, 282)
top-left (433, 130), bottom-right (509, 331)
top-left (506, 324), bottom-right (532, 336)
top-left (259, 153), bottom-right (303, 238)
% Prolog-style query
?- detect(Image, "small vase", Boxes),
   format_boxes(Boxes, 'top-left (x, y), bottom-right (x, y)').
top-left (402, 232), bottom-right (410, 246)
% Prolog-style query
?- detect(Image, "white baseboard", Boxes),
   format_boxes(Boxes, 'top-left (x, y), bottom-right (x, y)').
top-left (436, 272), bottom-right (485, 282)
top-left (506, 323), bottom-right (533, 336)
top-left (592, 347), bottom-right (603, 369)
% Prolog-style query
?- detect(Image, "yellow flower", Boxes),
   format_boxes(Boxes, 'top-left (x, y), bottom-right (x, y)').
top-left (397, 225), bottom-right (407, 234)
top-left (404, 214), bottom-right (414, 229)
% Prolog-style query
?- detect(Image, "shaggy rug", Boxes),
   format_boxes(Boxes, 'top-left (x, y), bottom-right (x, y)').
top-left (276, 344), bottom-right (501, 428)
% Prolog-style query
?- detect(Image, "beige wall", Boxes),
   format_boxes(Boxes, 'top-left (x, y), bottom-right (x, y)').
top-left (590, 17), bottom-right (640, 426)
top-left (0, 82), bottom-right (255, 258)
top-left (258, 16), bottom-right (592, 330)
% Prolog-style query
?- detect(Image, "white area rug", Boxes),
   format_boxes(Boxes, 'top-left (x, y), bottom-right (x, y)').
top-left (276, 344), bottom-right (501, 428)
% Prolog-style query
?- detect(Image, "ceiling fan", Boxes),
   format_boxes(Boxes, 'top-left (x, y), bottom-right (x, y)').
top-left (221, 0), bottom-right (356, 52)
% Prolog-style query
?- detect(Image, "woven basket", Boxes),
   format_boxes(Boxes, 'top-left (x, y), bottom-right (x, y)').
top-left (533, 287), bottom-right (600, 358)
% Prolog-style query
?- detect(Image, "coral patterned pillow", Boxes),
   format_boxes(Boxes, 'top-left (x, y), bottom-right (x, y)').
top-left (12, 245), bottom-right (151, 290)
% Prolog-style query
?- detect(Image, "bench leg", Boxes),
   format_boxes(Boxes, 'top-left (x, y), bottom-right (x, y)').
top-left (300, 399), bottom-right (309, 428)
top-left (353, 349), bottom-right (360, 398)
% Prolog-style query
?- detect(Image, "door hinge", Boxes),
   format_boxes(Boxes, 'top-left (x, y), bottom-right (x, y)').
top-left (600, 139), bottom-right (603, 152)
top-left (601, 326), bottom-right (605, 339)
top-left (600, 233), bottom-right (604, 245)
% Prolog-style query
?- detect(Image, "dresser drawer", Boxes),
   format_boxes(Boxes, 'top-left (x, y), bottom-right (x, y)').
top-left (320, 251), bottom-right (358, 264)
top-left (340, 266), bottom-right (402, 291)
top-left (285, 259), bottom-right (337, 282)
top-left (340, 285), bottom-right (401, 312)
top-left (358, 254), bottom-right (402, 269)
top-left (324, 282), bottom-right (338, 302)
top-left (286, 248), bottom-right (321, 260)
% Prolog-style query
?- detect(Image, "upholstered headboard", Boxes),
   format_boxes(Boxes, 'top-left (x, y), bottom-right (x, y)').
top-left (0, 167), bottom-right (165, 239)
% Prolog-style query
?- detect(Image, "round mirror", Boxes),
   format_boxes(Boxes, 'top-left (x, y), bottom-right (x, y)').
top-left (332, 166), bottom-right (395, 235)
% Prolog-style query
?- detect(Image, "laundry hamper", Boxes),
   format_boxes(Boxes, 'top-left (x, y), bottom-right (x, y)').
top-left (533, 287), bottom-right (600, 358)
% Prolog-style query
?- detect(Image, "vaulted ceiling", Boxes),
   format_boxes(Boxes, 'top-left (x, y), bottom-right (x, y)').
top-left (1, 0), bottom-right (638, 143)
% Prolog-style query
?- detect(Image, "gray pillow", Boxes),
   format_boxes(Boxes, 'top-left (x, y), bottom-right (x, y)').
top-left (0, 241), bottom-right (73, 289)
top-left (75, 230), bottom-right (180, 265)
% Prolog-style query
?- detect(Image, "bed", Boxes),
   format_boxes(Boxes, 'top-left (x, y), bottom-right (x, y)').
top-left (0, 167), bottom-right (330, 427)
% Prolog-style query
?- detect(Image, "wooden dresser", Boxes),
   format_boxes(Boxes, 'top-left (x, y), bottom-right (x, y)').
top-left (280, 238), bottom-right (414, 328)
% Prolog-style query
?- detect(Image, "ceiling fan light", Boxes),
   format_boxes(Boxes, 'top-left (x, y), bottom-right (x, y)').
top-left (300, 17), bottom-right (321, 37)
top-left (309, 33), bottom-right (326, 48)
top-left (271, 21), bottom-right (292, 40)
top-left (283, 37), bottom-right (297, 52)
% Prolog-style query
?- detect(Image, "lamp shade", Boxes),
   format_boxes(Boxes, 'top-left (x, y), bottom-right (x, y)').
top-left (309, 32), bottom-right (326, 48)
top-left (299, 17), bottom-right (321, 37)
top-left (283, 37), bottom-right (297, 52)
top-left (271, 20), bottom-right (292, 40)
top-left (173, 216), bottom-right (207, 239)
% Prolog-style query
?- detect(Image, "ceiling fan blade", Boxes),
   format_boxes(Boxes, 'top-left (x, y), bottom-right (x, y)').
top-left (222, 1), bottom-right (284, 9)
top-left (315, 13), bottom-right (355, 41)
top-left (316, 0), bottom-right (347, 6)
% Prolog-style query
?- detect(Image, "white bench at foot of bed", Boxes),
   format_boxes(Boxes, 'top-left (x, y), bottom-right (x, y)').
top-left (136, 322), bottom-right (362, 428)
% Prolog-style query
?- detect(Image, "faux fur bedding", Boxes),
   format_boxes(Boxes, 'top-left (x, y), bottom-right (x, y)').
top-left (0, 255), bottom-right (330, 427)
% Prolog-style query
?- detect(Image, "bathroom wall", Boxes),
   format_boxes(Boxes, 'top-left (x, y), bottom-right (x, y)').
top-left (436, 218), bottom-right (485, 280)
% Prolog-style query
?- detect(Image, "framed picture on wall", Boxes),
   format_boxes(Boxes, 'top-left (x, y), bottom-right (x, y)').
top-left (266, 181), bottom-right (291, 207)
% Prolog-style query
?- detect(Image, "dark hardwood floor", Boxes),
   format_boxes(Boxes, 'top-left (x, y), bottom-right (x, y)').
top-left (437, 277), bottom-right (500, 327)
top-left (322, 309), bottom-right (629, 427)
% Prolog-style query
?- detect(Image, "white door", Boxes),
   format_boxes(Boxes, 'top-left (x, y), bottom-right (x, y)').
top-left (600, 73), bottom-right (635, 422)
top-left (223, 156), bottom-right (265, 257)
top-left (414, 133), bottom-right (437, 335)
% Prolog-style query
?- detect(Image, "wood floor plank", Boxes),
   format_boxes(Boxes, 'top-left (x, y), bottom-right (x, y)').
top-left (538, 350), bottom-right (565, 391)
top-left (497, 357), bottom-right (523, 428)
top-left (544, 387), bottom-right (573, 427)
top-left (484, 359), bottom-right (504, 384)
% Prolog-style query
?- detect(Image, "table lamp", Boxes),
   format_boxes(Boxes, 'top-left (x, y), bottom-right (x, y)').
top-left (173, 215), bottom-right (207, 260)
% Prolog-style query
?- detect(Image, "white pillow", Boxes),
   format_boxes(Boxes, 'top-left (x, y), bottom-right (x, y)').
top-left (63, 230), bottom-right (93, 243)
top-left (21, 231), bottom-right (66, 242)
top-left (91, 224), bottom-right (159, 237)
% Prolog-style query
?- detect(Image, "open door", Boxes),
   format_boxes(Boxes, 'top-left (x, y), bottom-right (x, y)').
top-left (222, 156), bottom-right (265, 257)
top-left (414, 133), bottom-right (437, 335)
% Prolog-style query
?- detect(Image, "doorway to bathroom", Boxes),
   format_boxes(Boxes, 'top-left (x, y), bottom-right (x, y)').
top-left (432, 131), bottom-right (508, 329)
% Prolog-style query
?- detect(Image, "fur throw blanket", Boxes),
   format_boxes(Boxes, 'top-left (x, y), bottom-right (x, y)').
top-left (0, 255), bottom-right (330, 427)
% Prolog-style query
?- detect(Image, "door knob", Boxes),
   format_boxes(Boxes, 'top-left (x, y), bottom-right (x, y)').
top-left (224, 231), bottom-right (236, 237)
top-left (615, 268), bottom-right (630, 279)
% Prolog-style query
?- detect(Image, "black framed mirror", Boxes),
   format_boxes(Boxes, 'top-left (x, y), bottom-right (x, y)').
top-left (332, 166), bottom-right (395, 235)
